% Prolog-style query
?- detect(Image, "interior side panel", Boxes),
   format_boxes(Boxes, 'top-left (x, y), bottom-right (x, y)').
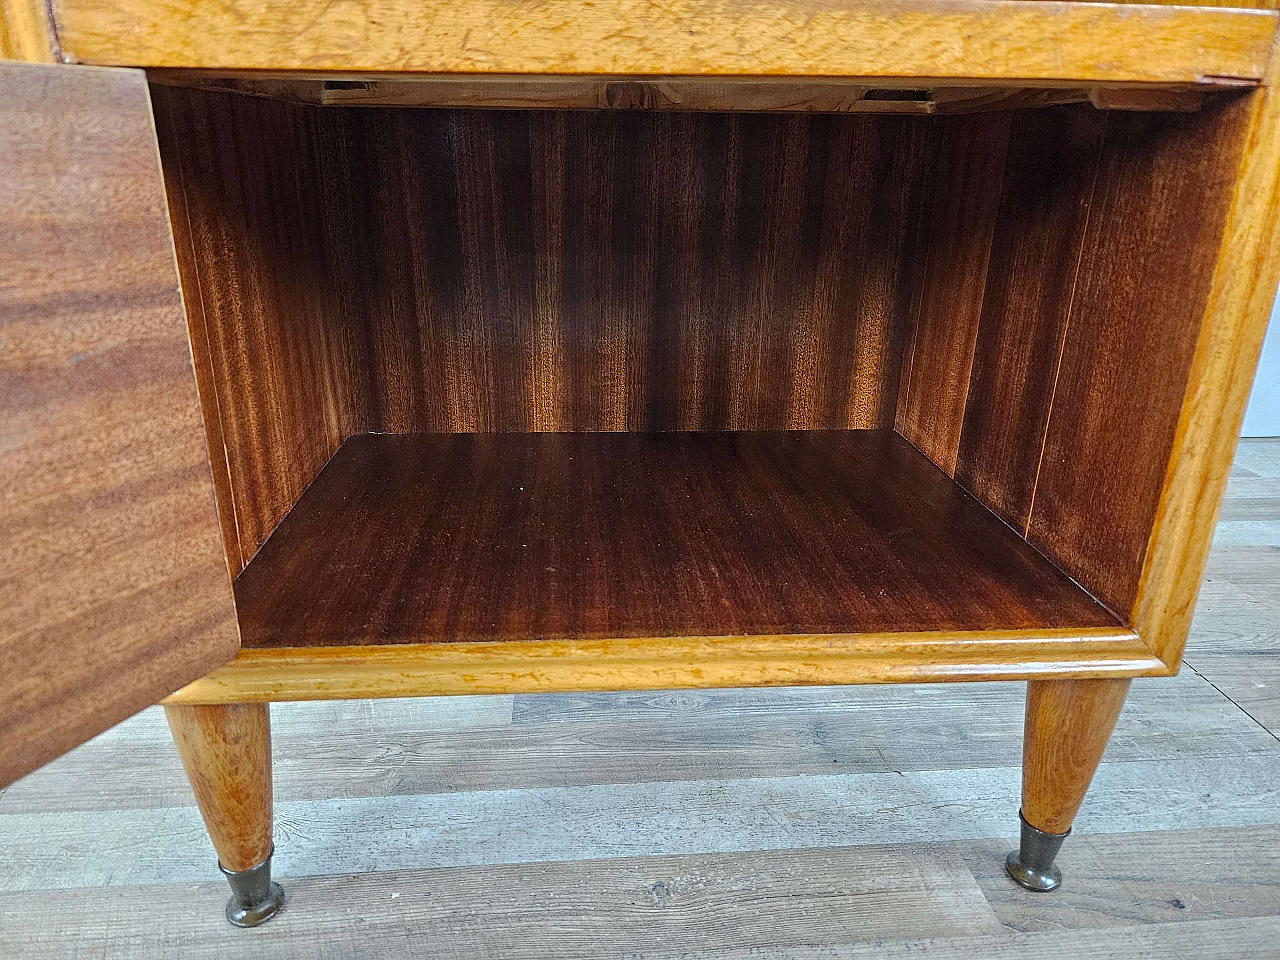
top-left (1025, 96), bottom-right (1254, 616)
top-left (955, 105), bottom-right (1109, 531)
top-left (894, 112), bottom-right (1011, 474)
top-left (152, 86), bottom-right (371, 564)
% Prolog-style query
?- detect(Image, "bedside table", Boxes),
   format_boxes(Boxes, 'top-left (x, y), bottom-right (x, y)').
top-left (3, 0), bottom-right (1278, 926)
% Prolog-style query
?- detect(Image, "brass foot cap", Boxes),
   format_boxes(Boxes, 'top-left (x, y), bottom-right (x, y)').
top-left (225, 880), bottom-right (284, 927)
top-left (1005, 848), bottom-right (1063, 892)
top-left (220, 848), bottom-right (285, 927)
top-left (1005, 811), bottom-right (1068, 893)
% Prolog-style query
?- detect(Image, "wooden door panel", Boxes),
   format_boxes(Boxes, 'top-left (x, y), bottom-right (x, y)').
top-left (0, 61), bottom-right (239, 786)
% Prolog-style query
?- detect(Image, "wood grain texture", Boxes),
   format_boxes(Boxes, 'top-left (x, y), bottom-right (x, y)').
top-left (148, 73), bottom-right (1180, 114)
top-left (6, 891), bottom-right (1278, 960)
top-left (0, 0), bottom-right (56, 60)
top-left (953, 106), bottom-right (1107, 529)
top-left (156, 88), bottom-right (1264, 640)
top-left (234, 431), bottom-right (1119, 648)
top-left (968, 825), bottom-right (1280, 931)
top-left (0, 846), bottom-right (1004, 958)
top-left (14, 745), bottom-right (1280, 891)
top-left (153, 81), bottom-right (1270, 675)
top-left (896, 113), bottom-right (1010, 474)
top-left (313, 78), bottom-right (1024, 114)
top-left (1133, 65), bottom-right (1280, 666)
top-left (9, 622), bottom-right (1278, 882)
top-left (1101, 0), bottom-right (1280, 7)
top-left (1027, 96), bottom-right (1255, 617)
top-left (152, 95), bottom-right (243, 571)
top-left (166, 75), bottom-right (936, 113)
top-left (166, 628), bottom-right (1161, 703)
top-left (150, 86), bottom-right (370, 566)
top-left (895, 99), bottom-right (1254, 621)
top-left (4, 854), bottom-right (1280, 959)
top-left (0, 63), bottom-right (238, 787)
top-left (310, 106), bottom-right (927, 434)
top-left (1021, 677), bottom-right (1131, 834)
top-left (155, 88), bottom-right (933, 546)
top-left (25, 663), bottom-right (1272, 817)
top-left (49, 0), bottom-right (1278, 84)
top-left (164, 704), bottom-right (272, 871)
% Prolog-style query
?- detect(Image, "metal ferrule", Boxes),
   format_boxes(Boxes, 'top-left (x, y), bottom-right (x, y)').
top-left (220, 846), bottom-right (285, 927)
top-left (1005, 811), bottom-right (1069, 892)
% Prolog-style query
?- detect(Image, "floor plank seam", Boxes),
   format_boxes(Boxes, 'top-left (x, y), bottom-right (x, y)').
top-left (1184, 660), bottom-right (1280, 747)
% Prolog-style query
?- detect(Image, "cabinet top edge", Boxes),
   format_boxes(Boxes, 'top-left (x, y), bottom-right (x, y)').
top-left (49, 0), bottom-right (1280, 86)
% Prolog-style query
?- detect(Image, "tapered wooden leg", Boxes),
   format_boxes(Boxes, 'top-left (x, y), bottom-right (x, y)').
top-left (1007, 677), bottom-right (1131, 892)
top-left (165, 703), bottom-right (284, 926)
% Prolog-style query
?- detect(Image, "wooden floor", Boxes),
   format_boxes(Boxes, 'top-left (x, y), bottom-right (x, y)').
top-left (1, 439), bottom-right (1278, 959)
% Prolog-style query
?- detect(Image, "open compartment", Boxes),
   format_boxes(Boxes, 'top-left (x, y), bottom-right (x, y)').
top-left (147, 82), bottom-right (1253, 664)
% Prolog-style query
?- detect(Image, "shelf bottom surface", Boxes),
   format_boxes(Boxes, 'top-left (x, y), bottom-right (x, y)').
top-left (233, 429), bottom-right (1123, 650)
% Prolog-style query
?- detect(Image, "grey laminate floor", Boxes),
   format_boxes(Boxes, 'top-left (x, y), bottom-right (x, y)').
top-left (2, 440), bottom-right (1279, 959)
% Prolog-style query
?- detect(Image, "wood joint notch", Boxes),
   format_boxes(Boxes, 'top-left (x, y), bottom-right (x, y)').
top-left (146, 73), bottom-right (1233, 114)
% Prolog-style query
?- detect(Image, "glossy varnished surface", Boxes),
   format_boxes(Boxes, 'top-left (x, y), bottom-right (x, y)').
top-left (896, 112), bottom-right (1011, 475)
top-left (165, 632), bottom-right (1158, 703)
top-left (154, 90), bottom-right (1269, 662)
top-left (1133, 58), bottom-right (1280, 666)
top-left (1020, 677), bottom-right (1131, 834)
top-left (151, 86), bottom-right (359, 570)
top-left (48, 0), bottom-right (1278, 84)
top-left (953, 106), bottom-right (1108, 531)
top-left (155, 91), bottom-right (930, 559)
top-left (164, 704), bottom-right (273, 872)
top-left (897, 98), bottom-right (1254, 618)
top-left (316, 107), bottom-right (926, 435)
top-left (234, 431), bottom-right (1118, 649)
top-left (1027, 98), bottom-right (1253, 615)
top-left (0, 63), bottom-right (239, 786)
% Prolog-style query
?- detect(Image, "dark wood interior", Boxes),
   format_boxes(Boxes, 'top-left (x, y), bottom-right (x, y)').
top-left (150, 84), bottom-right (1253, 642)
top-left (899, 97), bottom-right (1250, 615)
top-left (152, 88), bottom-right (933, 568)
top-left (234, 431), bottom-right (1119, 648)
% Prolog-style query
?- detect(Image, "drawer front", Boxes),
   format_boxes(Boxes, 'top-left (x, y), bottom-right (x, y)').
top-left (0, 61), bottom-right (239, 786)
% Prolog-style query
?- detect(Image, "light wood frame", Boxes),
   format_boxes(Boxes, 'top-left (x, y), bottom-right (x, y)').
top-left (160, 48), bottom-right (1280, 705)
top-left (45, 0), bottom-right (1280, 85)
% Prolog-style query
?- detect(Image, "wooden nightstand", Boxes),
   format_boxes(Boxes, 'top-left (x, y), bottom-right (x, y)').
top-left (3, 0), bottom-right (1279, 926)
